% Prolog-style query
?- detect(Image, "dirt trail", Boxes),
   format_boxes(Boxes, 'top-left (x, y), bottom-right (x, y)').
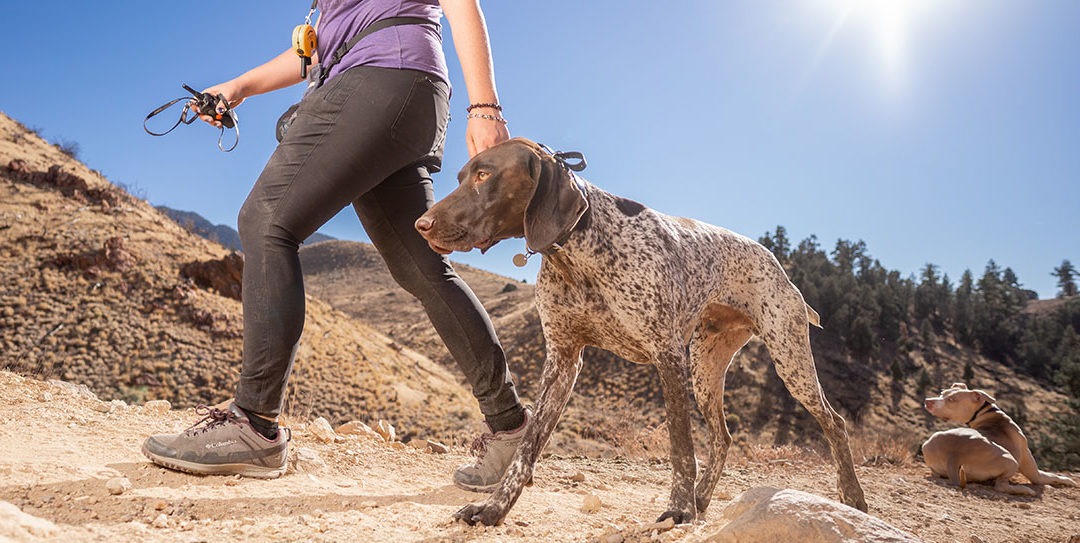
top-left (2, 371), bottom-right (1078, 543)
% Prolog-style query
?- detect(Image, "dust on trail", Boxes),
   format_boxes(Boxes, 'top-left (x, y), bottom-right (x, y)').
top-left (2, 371), bottom-right (1078, 543)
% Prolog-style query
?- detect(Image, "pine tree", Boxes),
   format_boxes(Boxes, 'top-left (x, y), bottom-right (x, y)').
top-left (974, 260), bottom-right (1022, 360)
top-left (1054, 260), bottom-right (1078, 298)
top-left (1055, 326), bottom-right (1080, 397)
top-left (758, 226), bottom-right (790, 266)
top-left (916, 368), bottom-right (932, 394)
top-left (953, 270), bottom-right (976, 345)
top-left (890, 359), bottom-right (905, 382)
top-left (1038, 325), bottom-right (1080, 469)
top-left (962, 361), bottom-right (974, 383)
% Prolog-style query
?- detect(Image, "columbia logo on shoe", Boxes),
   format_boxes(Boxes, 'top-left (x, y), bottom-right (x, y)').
top-left (205, 439), bottom-right (239, 449)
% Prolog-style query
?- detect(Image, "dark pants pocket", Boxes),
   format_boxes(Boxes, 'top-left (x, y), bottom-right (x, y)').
top-left (391, 75), bottom-right (450, 172)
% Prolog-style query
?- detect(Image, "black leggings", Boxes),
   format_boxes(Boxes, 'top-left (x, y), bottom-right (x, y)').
top-left (234, 66), bottom-right (522, 430)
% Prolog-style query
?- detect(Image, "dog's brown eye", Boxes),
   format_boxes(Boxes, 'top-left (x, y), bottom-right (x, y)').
top-left (475, 171), bottom-right (491, 184)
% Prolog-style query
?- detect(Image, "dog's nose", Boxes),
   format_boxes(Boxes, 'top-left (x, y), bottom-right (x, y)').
top-left (415, 216), bottom-right (434, 233)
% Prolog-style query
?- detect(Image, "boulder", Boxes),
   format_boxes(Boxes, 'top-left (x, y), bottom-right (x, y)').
top-left (0, 500), bottom-right (58, 539)
top-left (336, 420), bottom-right (380, 440)
top-left (308, 417), bottom-right (337, 443)
top-left (375, 420), bottom-right (396, 442)
top-left (701, 487), bottom-right (921, 543)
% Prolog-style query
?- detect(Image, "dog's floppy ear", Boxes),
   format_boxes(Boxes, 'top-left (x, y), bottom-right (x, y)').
top-left (972, 389), bottom-right (996, 404)
top-left (950, 383), bottom-right (968, 390)
top-left (523, 153), bottom-right (588, 253)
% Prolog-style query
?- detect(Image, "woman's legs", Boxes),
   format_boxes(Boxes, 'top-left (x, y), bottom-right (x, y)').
top-left (235, 67), bottom-right (448, 416)
top-left (236, 65), bottom-right (523, 428)
top-left (353, 164), bottom-right (524, 431)
top-left (145, 66), bottom-right (523, 480)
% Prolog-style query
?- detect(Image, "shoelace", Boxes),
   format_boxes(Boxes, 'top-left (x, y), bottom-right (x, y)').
top-left (184, 405), bottom-right (240, 436)
top-left (469, 432), bottom-right (495, 461)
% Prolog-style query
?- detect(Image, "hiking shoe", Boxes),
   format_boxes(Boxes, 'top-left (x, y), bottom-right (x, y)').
top-left (141, 403), bottom-right (289, 479)
top-left (453, 409), bottom-right (530, 492)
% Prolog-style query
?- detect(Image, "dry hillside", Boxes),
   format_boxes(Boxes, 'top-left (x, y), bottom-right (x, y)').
top-left (0, 111), bottom-right (482, 443)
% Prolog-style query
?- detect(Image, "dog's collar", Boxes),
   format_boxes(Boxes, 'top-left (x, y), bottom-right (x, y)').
top-left (513, 145), bottom-right (590, 267)
top-left (965, 401), bottom-right (994, 426)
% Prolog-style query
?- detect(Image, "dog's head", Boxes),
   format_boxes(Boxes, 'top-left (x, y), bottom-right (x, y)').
top-left (414, 137), bottom-right (588, 255)
top-left (923, 383), bottom-right (996, 423)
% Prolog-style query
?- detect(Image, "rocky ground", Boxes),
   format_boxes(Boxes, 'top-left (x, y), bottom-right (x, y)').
top-left (2, 371), bottom-right (1078, 543)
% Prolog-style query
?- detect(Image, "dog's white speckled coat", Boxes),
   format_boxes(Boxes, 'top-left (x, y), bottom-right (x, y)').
top-left (416, 138), bottom-right (867, 526)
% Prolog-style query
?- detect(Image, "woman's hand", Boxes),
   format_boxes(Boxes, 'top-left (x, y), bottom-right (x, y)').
top-left (195, 81), bottom-right (246, 128)
top-left (466, 112), bottom-right (510, 156)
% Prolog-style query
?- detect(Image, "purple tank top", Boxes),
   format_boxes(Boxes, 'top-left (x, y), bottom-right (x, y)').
top-left (316, 0), bottom-right (448, 84)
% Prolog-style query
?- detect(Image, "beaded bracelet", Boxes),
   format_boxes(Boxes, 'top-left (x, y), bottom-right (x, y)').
top-left (466, 102), bottom-right (502, 113)
top-left (466, 112), bottom-right (508, 124)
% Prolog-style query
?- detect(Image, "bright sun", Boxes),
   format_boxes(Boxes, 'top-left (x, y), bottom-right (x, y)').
top-left (814, 0), bottom-right (933, 95)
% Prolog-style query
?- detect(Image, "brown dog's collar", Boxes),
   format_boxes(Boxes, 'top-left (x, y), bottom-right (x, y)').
top-left (965, 401), bottom-right (994, 426)
top-left (513, 175), bottom-right (589, 267)
top-left (514, 145), bottom-right (591, 267)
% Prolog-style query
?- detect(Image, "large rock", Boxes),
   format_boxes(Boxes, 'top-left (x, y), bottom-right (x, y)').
top-left (0, 500), bottom-right (58, 540)
top-left (701, 487), bottom-right (921, 543)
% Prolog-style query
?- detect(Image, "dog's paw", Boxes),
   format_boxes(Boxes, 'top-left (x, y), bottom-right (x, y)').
top-left (840, 487), bottom-right (869, 513)
top-left (655, 509), bottom-right (695, 525)
top-left (453, 502), bottom-right (507, 526)
top-left (1048, 475), bottom-right (1077, 487)
top-left (694, 495), bottom-right (712, 514)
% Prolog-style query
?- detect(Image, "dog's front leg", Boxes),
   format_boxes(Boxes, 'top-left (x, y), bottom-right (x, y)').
top-left (656, 353), bottom-right (699, 524)
top-left (455, 341), bottom-right (585, 526)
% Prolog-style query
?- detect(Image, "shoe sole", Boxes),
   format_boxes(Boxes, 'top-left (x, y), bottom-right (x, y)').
top-left (141, 442), bottom-right (286, 479)
top-left (453, 479), bottom-right (499, 493)
top-left (453, 473), bottom-right (532, 493)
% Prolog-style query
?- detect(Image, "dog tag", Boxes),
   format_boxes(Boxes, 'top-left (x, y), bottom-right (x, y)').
top-left (513, 253), bottom-right (528, 267)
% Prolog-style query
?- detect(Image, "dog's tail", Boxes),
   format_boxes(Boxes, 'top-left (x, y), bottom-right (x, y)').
top-left (806, 304), bottom-right (822, 329)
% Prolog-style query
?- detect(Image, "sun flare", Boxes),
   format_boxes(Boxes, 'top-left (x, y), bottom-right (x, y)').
top-left (813, 0), bottom-right (933, 95)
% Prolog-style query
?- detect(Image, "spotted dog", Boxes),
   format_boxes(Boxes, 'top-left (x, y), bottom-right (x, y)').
top-left (414, 138), bottom-right (867, 526)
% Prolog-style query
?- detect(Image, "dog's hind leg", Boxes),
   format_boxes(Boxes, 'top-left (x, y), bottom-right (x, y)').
top-left (759, 290), bottom-right (868, 512)
top-left (689, 307), bottom-right (752, 513)
top-left (655, 350), bottom-right (700, 524)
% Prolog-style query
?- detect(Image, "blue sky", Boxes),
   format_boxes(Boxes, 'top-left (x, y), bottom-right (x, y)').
top-left (2, 1), bottom-right (1076, 298)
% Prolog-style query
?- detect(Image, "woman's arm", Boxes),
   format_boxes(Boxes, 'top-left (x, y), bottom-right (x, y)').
top-left (441, 0), bottom-right (510, 156)
top-left (197, 48), bottom-right (306, 126)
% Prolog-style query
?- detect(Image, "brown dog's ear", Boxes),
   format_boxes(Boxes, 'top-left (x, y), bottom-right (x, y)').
top-left (523, 154), bottom-right (588, 253)
top-left (950, 382), bottom-right (968, 390)
top-left (972, 389), bottom-right (996, 404)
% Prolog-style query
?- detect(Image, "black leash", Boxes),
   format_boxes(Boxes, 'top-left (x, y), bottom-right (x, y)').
top-left (538, 143), bottom-right (588, 172)
top-left (144, 84), bottom-right (239, 152)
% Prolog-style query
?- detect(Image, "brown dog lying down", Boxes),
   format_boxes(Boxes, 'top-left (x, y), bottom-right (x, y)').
top-left (923, 383), bottom-right (1077, 495)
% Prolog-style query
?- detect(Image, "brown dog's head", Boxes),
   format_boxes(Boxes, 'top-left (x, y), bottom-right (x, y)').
top-left (414, 137), bottom-right (588, 255)
top-left (923, 382), bottom-right (996, 423)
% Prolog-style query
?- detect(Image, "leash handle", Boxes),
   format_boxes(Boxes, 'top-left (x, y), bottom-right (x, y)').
top-left (537, 143), bottom-right (588, 172)
top-left (143, 97), bottom-right (190, 136)
top-left (144, 84), bottom-right (240, 152)
top-left (553, 151), bottom-right (587, 172)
